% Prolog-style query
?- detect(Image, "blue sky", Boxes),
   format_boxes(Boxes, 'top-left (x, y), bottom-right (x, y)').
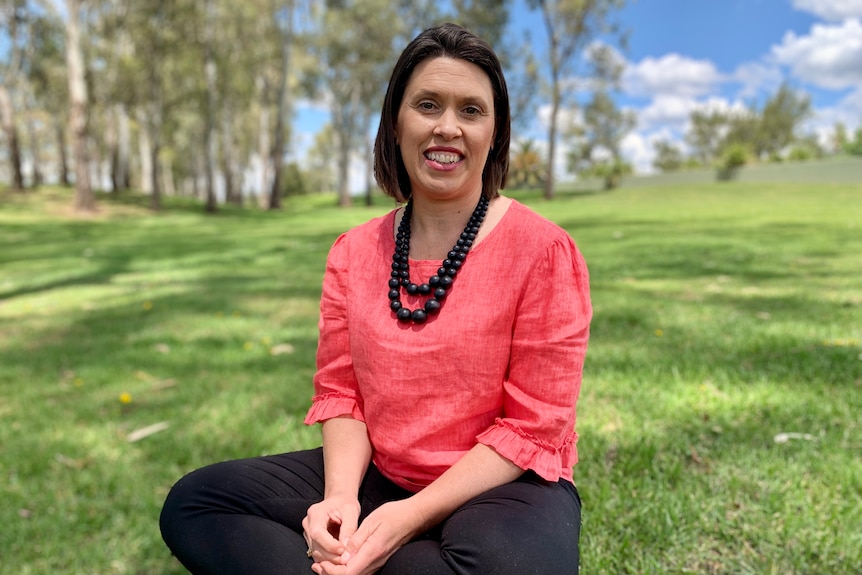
top-left (295, 0), bottom-right (862, 180)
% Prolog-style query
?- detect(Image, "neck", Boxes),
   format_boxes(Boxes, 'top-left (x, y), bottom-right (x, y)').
top-left (409, 193), bottom-right (482, 254)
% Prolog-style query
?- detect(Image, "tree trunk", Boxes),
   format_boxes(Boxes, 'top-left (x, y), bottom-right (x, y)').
top-left (363, 108), bottom-right (374, 207)
top-left (149, 128), bottom-right (161, 210)
top-left (256, 76), bottom-right (271, 208)
top-left (25, 99), bottom-right (43, 186)
top-left (117, 105), bottom-right (130, 189)
top-left (203, 0), bottom-right (218, 213)
top-left (268, 0), bottom-right (295, 210)
top-left (161, 154), bottom-right (175, 196)
top-left (137, 109), bottom-right (153, 193)
top-left (65, 0), bottom-right (94, 212)
top-left (0, 86), bottom-right (25, 191)
top-left (222, 106), bottom-right (241, 205)
top-left (107, 103), bottom-right (119, 192)
top-left (55, 119), bottom-right (69, 186)
top-left (544, 87), bottom-right (559, 200)
top-left (108, 104), bottom-right (130, 192)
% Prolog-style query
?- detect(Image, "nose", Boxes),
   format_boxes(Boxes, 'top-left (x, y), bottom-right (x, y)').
top-left (433, 108), bottom-right (461, 140)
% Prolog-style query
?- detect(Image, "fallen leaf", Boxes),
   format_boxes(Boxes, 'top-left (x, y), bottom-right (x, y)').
top-left (774, 432), bottom-right (817, 444)
top-left (127, 421), bottom-right (170, 443)
top-left (270, 343), bottom-right (295, 355)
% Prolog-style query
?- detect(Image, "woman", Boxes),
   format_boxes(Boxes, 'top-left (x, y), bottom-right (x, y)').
top-left (160, 23), bottom-right (591, 575)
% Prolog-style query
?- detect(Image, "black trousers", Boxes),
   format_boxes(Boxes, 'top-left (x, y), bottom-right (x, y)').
top-left (160, 448), bottom-right (581, 574)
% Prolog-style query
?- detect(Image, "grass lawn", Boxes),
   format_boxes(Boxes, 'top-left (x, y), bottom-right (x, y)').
top-left (1, 181), bottom-right (860, 574)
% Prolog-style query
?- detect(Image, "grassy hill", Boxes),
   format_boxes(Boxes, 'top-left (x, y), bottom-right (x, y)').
top-left (1, 179), bottom-right (860, 574)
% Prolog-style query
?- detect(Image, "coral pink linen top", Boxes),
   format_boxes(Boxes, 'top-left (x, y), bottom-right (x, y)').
top-left (304, 200), bottom-right (591, 492)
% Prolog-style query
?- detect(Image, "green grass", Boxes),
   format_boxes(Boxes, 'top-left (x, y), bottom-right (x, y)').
top-left (1, 182), bottom-right (860, 574)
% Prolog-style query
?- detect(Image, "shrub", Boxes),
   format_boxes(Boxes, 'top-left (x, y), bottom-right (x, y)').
top-left (716, 143), bottom-right (749, 181)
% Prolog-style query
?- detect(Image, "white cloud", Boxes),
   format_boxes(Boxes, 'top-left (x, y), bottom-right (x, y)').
top-left (772, 19), bottom-right (862, 89)
top-left (637, 95), bottom-right (700, 131)
top-left (791, 0), bottom-right (862, 21)
top-left (733, 61), bottom-right (785, 98)
top-left (620, 132), bottom-right (656, 174)
top-left (806, 87), bottom-right (862, 135)
top-left (623, 53), bottom-right (724, 98)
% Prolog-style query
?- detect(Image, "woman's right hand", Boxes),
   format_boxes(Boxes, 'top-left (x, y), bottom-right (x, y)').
top-left (303, 494), bottom-right (362, 565)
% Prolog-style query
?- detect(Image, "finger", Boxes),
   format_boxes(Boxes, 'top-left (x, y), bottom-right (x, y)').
top-left (315, 559), bottom-right (348, 575)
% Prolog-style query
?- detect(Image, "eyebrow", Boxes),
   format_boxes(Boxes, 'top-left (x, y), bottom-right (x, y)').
top-left (408, 89), bottom-right (491, 107)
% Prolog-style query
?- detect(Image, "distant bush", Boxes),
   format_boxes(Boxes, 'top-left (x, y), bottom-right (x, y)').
top-left (845, 128), bottom-right (862, 156)
top-left (716, 143), bottom-right (749, 181)
top-left (280, 162), bottom-right (307, 197)
top-left (787, 145), bottom-right (814, 162)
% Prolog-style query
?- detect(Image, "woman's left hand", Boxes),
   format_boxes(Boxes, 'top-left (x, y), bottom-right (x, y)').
top-left (312, 499), bottom-right (426, 575)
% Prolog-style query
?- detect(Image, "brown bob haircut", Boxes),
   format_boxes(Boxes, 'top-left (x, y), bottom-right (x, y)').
top-left (373, 23), bottom-right (511, 203)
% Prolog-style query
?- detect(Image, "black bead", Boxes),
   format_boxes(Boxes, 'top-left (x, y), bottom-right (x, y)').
top-left (429, 276), bottom-right (440, 286)
top-left (418, 283), bottom-right (431, 295)
top-left (438, 267), bottom-right (447, 276)
top-left (439, 276), bottom-right (453, 288)
top-left (434, 287), bottom-right (448, 299)
top-left (389, 278), bottom-right (400, 289)
top-left (397, 308), bottom-right (412, 322)
top-left (390, 300), bottom-right (402, 311)
top-left (424, 299), bottom-right (441, 314)
top-left (388, 289), bottom-right (401, 300)
top-left (406, 283), bottom-right (419, 295)
top-left (411, 309), bottom-right (427, 323)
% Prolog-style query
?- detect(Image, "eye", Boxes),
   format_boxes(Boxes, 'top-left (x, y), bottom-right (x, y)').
top-left (462, 105), bottom-right (483, 117)
top-left (417, 101), bottom-right (437, 112)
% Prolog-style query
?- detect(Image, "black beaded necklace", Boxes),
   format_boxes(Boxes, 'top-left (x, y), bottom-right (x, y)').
top-left (388, 195), bottom-right (490, 324)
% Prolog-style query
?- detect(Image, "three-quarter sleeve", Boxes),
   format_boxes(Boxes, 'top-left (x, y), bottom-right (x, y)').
top-left (304, 234), bottom-right (365, 425)
top-left (476, 235), bottom-right (591, 481)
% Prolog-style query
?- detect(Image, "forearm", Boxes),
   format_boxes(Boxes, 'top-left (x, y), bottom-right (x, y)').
top-left (322, 416), bottom-right (373, 498)
top-left (408, 443), bottom-right (523, 532)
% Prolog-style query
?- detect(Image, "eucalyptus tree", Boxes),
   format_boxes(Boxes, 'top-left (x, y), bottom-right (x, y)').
top-left (64, 0), bottom-right (95, 211)
top-left (685, 109), bottom-right (727, 166)
top-left (316, 0), bottom-right (403, 207)
top-left (527, 0), bottom-right (627, 199)
top-left (652, 139), bottom-right (683, 173)
top-left (564, 44), bottom-right (633, 189)
top-left (0, 0), bottom-right (27, 190)
top-left (25, 11), bottom-right (68, 186)
top-left (449, 0), bottom-right (510, 47)
top-left (110, 0), bottom-right (202, 210)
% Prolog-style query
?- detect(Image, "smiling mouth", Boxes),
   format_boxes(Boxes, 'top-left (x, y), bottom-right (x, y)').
top-left (425, 151), bottom-right (462, 164)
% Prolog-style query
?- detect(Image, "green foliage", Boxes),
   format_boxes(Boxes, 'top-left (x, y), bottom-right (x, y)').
top-left (652, 139), bottom-right (683, 172)
top-left (586, 159), bottom-right (633, 189)
top-left (844, 127), bottom-right (862, 156)
top-left (279, 162), bottom-right (307, 197)
top-left (567, 91), bottom-right (636, 185)
top-left (716, 142), bottom-right (750, 181)
top-left (687, 84), bottom-right (813, 166)
top-left (508, 138), bottom-right (545, 189)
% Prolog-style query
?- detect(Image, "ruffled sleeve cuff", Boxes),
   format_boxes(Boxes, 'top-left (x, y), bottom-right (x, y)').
top-left (304, 392), bottom-right (365, 425)
top-left (476, 418), bottom-right (577, 482)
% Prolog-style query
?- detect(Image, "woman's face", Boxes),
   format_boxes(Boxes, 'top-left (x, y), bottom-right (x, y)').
top-left (395, 57), bottom-right (496, 202)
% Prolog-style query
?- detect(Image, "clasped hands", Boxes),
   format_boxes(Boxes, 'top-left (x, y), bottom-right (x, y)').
top-left (302, 494), bottom-right (426, 575)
